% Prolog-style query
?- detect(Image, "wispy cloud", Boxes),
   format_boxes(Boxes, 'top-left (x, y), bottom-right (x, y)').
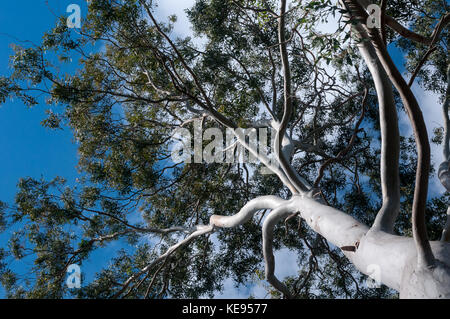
top-left (155, 0), bottom-right (195, 37)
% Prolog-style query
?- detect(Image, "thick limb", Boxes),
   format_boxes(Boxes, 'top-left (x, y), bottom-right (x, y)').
top-left (209, 196), bottom-right (288, 227)
top-left (275, 0), bottom-right (310, 194)
top-left (439, 65), bottom-right (450, 242)
top-left (352, 21), bottom-right (400, 233)
top-left (293, 195), bottom-right (450, 298)
top-left (262, 201), bottom-right (299, 299)
top-left (344, 0), bottom-right (435, 269)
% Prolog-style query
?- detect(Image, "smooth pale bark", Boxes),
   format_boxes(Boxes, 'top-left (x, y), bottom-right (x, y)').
top-left (210, 196), bottom-right (287, 227)
top-left (442, 207), bottom-right (450, 242)
top-left (344, 0), bottom-right (435, 270)
top-left (275, 0), bottom-right (310, 194)
top-left (352, 22), bottom-right (400, 233)
top-left (293, 195), bottom-right (450, 298)
top-left (262, 202), bottom-right (299, 298)
top-left (438, 65), bottom-right (450, 242)
top-left (438, 161), bottom-right (450, 191)
top-left (334, 0), bottom-right (450, 298)
top-left (212, 193), bottom-right (450, 298)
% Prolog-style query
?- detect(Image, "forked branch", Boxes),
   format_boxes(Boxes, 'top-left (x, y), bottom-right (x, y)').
top-left (275, 0), bottom-right (310, 194)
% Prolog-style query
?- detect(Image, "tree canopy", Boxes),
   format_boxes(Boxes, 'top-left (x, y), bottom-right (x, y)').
top-left (0, 0), bottom-right (449, 299)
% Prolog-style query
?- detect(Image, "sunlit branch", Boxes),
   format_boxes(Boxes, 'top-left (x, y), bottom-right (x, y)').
top-left (345, 0), bottom-right (435, 268)
top-left (262, 202), bottom-right (298, 299)
top-left (351, 21), bottom-right (400, 233)
top-left (438, 66), bottom-right (450, 242)
top-left (275, 0), bottom-right (310, 194)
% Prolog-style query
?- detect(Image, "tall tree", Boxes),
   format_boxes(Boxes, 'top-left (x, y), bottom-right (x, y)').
top-left (0, 0), bottom-right (449, 298)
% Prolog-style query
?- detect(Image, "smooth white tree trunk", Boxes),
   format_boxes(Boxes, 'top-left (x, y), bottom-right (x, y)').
top-left (293, 195), bottom-right (450, 298)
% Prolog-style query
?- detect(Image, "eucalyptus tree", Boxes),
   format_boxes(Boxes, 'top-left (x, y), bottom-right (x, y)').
top-left (0, 0), bottom-right (449, 299)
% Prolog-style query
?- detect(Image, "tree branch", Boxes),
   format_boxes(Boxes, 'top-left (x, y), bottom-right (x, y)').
top-left (438, 65), bottom-right (450, 242)
top-left (407, 47), bottom-right (437, 88)
top-left (357, 0), bottom-right (450, 46)
top-left (209, 196), bottom-right (288, 228)
top-left (351, 19), bottom-right (400, 233)
top-left (275, 0), bottom-right (310, 194)
top-left (344, 0), bottom-right (435, 268)
top-left (113, 224), bottom-right (214, 298)
top-left (262, 202), bottom-right (298, 298)
top-left (313, 88), bottom-right (368, 188)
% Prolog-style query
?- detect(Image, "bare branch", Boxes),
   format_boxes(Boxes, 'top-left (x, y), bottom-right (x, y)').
top-left (313, 88), bottom-right (368, 188)
top-left (352, 20), bottom-right (400, 233)
top-left (344, 0), bottom-right (435, 268)
top-left (275, 0), bottom-right (310, 194)
top-left (114, 224), bottom-right (214, 298)
top-left (407, 47), bottom-right (437, 88)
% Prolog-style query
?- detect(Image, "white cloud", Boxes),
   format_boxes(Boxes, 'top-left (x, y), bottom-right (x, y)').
top-left (314, 9), bottom-right (341, 35)
top-left (155, 0), bottom-right (196, 38)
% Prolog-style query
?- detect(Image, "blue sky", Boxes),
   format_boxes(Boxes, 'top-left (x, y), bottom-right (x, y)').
top-left (0, 0), bottom-right (447, 299)
top-left (0, 0), bottom-right (82, 205)
top-left (0, 0), bottom-right (86, 297)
